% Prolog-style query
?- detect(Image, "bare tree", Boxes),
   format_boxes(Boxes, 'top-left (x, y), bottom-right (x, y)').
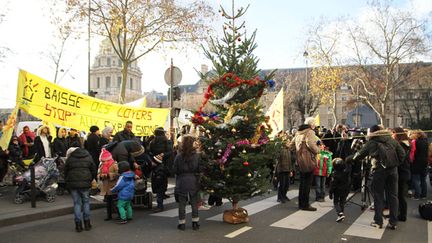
top-left (346, 0), bottom-right (431, 124)
top-left (0, 0), bottom-right (11, 62)
top-left (67, 0), bottom-right (214, 103)
top-left (306, 18), bottom-right (345, 128)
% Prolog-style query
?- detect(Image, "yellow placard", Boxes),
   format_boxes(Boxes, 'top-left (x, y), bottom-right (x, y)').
top-left (16, 70), bottom-right (169, 136)
top-left (265, 88), bottom-right (284, 138)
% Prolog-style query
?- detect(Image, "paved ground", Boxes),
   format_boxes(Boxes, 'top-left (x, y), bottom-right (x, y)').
top-left (0, 181), bottom-right (431, 243)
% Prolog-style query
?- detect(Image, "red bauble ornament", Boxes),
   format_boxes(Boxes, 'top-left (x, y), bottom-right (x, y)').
top-left (243, 161), bottom-right (249, 166)
top-left (237, 37), bottom-right (241, 42)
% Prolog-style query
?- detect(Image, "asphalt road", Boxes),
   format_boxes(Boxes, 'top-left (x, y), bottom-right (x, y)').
top-left (0, 184), bottom-right (430, 243)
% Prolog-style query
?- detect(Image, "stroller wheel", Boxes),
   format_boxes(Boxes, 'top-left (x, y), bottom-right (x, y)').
top-left (14, 195), bottom-right (25, 204)
top-left (46, 193), bottom-right (56, 203)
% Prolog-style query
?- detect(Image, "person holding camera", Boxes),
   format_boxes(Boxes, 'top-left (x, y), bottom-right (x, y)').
top-left (353, 125), bottom-right (405, 230)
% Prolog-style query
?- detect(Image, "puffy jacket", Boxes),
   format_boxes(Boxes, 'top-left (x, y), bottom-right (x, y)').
top-left (111, 171), bottom-right (135, 200)
top-left (411, 137), bottom-right (429, 174)
top-left (174, 153), bottom-right (202, 196)
top-left (53, 137), bottom-right (68, 157)
top-left (64, 148), bottom-right (96, 189)
top-left (111, 140), bottom-right (144, 169)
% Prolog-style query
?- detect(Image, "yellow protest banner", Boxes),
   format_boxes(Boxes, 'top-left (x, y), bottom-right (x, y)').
top-left (16, 70), bottom-right (169, 136)
top-left (0, 105), bottom-right (19, 150)
top-left (266, 88), bottom-right (284, 138)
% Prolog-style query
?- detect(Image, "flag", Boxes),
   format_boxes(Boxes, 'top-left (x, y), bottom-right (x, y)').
top-left (0, 105), bottom-right (19, 150)
top-left (266, 88), bottom-right (284, 138)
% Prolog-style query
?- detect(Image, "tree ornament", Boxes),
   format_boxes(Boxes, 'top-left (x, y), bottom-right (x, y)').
top-left (218, 149), bottom-right (223, 153)
top-left (217, 153), bottom-right (222, 156)
top-left (247, 173), bottom-right (252, 177)
top-left (243, 161), bottom-right (249, 166)
top-left (242, 149), bottom-right (247, 154)
top-left (206, 129), bottom-right (211, 134)
top-left (237, 37), bottom-right (241, 42)
top-left (231, 128), bottom-right (237, 133)
top-left (231, 145), bottom-right (236, 150)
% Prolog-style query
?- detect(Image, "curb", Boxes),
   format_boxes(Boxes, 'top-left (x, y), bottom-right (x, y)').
top-left (0, 203), bottom-right (105, 228)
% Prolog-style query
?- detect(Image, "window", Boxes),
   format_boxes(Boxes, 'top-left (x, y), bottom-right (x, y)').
top-left (341, 96), bottom-right (347, 101)
top-left (342, 106), bottom-right (347, 112)
top-left (105, 76), bottom-right (111, 88)
top-left (96, 77), bottom-right (100, 88)
top-left (385, 119), bottom-right (390, 128)
top-left (107, 57), bottom-right (111, 67)
top-left (97, 58), bottom-right (101, 67)
top-left (130, 78), bottom-right (133, 89)
top-left (117, 77), bottom-right (121, 88)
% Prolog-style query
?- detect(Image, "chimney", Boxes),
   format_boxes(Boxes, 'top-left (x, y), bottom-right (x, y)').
top-left (201, 64), bottom-right (208, 75)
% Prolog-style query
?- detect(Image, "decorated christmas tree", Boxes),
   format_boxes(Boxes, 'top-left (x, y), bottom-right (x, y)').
top-left (192, 2), bottom-right (280, 223)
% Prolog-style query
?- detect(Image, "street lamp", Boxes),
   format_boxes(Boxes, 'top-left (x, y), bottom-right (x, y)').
top-left (88, 0), bottom-right (91, 95)
top-left (303, 50), bottom-right (309, 118)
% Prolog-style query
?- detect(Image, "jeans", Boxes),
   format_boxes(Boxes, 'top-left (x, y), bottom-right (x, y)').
top-left (412, 171), bottom-right (427, 199)
top-left (277, 172), bottom-right (290, 200)
top-left (315, 176), bottom-right (326, 200)
top-left (70, 189), bottom-right (91, 223)
top-left (178, 193), bottom-right (199, 224)
top-left (372, 167), bottom-right (398, 225)
top-left (117, 199), bottom-right (133, 220)
top-left (298, 171), bottom-right (314, 209)
top-left (156, 192), bottom-right (164, 209)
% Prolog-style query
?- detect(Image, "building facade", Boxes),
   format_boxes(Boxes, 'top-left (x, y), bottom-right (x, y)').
top-left (89, 39), bottom-right (142, 103)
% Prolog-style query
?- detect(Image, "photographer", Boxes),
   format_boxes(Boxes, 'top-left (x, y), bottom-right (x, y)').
top-left (353, 125), bottom-right (405, 230)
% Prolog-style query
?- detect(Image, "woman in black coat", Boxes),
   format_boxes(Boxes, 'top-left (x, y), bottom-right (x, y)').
top-left (174, 135), bottom-right (202, 231)
top-left (392, 127), bottom-right (411, 221)
top-left (53, 128), bottom-right (68, 157)
top-left (84, 126), bottom-right (101, 172)
top-left (410, 130), bottom-right (429, 200)
top-left (33, 126), bottom-right (53, 162)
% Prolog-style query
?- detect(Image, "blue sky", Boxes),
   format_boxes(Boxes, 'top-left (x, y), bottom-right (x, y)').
top-left (0, 0), bottom-right (430, 108)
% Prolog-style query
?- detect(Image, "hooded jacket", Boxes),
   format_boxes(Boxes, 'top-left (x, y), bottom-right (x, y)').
top-left (111, 140), bottom-right (144, 169)
top-left (111, 171), bottom-right (135, 200)
top-left (290, 124), bottom-right (320, 155)
top-left (354, 130), bottom-right (405, 170)
top-left (33, 126), bottom-right (53, 162)
top-left (411, 137), bottom-right (429, 174)
top-left (64, 148), bottom-right (96, 189)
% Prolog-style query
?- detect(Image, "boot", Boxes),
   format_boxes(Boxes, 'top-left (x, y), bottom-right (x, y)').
top-left (84, 220), bottom-right (92, 231)
top-left (75, 221), bottom-right (83, 232)
top-left (177, 224), bottom-right (185, 231)
top-left (192, 222), bottom-right (200, 231)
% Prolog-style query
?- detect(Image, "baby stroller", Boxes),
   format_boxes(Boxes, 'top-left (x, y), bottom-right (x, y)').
top-left (14, 157), bottom-right (60, 204)
top-left (131, 153), bottom-right (153, 209)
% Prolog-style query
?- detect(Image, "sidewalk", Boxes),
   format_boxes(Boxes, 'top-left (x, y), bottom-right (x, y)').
top-left (0, 185), bottom-right (105, 228)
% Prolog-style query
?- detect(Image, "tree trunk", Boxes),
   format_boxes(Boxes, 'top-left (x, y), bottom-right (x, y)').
top-left (119, 60), bottom-right (129, 104)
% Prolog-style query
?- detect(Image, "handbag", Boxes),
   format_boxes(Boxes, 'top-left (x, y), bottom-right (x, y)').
top-left (296, 136), bottom-right (316, 173)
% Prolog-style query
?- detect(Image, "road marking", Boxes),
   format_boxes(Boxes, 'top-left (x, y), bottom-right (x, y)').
top-left (207, 190), bottom-right (299, 221)
top-left (271, 193), bottom-right (353, 230)
top-left (150, 198), bottom-right (229, 217)
top-left (343, 208), bottom-right (388, 239)
top-left (224, 226), bottom-right (253, 238)
top-left (428, 221), bottom-right (432, 243)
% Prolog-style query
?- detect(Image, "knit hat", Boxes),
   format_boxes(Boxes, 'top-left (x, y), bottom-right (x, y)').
top-left (90, 125), bottom-right (99, 133)
top-left (99, 148), bottom-right (113, 162)
top-left (369, 124), bottom-right (382, 133)
top-left (118, 161), bottom-right (130, 174)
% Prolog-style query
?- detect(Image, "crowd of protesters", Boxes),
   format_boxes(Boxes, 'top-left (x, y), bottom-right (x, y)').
top-left (0, 118), bottom-right (431, 233)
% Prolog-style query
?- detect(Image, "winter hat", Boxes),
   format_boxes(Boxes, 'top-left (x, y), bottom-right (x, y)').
top-left (369, 124), bottom-right (383, 133)
top-left (154, 127), bottom-right (166, 136)
top-left (117, 161), bottom-right (130, 174)
top-left (99, 148), bottom-right (113, 162)
top-left (90, 125), bottom-right (99, 133)
top-left (66, 147), bottom-right (79, 158)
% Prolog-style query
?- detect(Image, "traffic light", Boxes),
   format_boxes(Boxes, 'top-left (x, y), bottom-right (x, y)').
top-left (173, 86), bottom-right (181, 100)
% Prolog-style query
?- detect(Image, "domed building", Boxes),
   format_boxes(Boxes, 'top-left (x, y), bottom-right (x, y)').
top-left (89, 39), bottom-right (142, 103)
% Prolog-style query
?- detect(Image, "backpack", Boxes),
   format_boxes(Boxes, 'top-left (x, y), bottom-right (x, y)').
top-left (419, 201), bottom-right (432, 220)
top-left (103, 141), bottom-right (118, 152)
top-left (373, 141), bottom-right (399, 169)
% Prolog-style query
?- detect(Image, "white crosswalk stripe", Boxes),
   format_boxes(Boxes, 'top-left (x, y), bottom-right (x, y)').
top-left (207, 190), bottom-right (299, 221)
top-left (271, 193), bottom-right (353, 230)
top-left (343, 208), bottom-right (388, 239)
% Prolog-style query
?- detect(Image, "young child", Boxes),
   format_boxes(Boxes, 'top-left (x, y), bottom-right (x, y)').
top-left (98, 148), bottom-right (118, 221)
top-left (111, 161), bottom-right (135, 224)
top-left (151, 154), bottom-right (169, 212)
top-left (329, 157), bottom-right (351, 222)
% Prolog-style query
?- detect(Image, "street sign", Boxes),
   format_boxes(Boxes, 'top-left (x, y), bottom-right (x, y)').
top-left (164, 66), bottom-right (182, 86)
